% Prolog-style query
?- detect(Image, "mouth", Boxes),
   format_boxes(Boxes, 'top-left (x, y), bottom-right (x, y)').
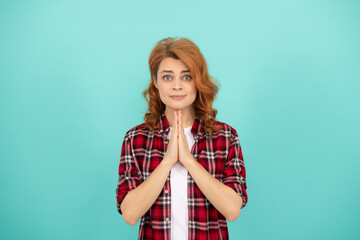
top-left (170, 95), bottom-right (186, 100)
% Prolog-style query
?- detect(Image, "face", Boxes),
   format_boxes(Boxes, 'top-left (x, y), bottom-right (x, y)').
top-left (154, 57), bottom-right (197, 112)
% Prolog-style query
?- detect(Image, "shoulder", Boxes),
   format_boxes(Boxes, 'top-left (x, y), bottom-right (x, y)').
top-left (211, 120), bottom-right (239, 140)
top-left (123, 122), bottom-right (154, 142)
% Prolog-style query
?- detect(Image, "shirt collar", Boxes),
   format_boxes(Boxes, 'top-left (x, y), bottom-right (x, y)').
top-left (155, 111), bottom-right (208, 139)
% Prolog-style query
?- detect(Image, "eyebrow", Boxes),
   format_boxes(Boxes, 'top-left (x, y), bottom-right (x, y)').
top-left (160, 70), bottom-right (191, 74)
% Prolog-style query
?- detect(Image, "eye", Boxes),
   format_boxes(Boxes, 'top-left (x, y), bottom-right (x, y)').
top-left (163, 75), bottom-right (172, 81)
top-left (183, 75), bottom-right (192, 81)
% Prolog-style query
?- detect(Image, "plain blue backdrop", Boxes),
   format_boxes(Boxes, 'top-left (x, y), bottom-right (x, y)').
top-left (0, 0), bottom-right (359, 239)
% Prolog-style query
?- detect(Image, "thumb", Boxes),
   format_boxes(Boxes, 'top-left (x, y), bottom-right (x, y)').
top-left (176, 110), bottom-right (180, 141)
top-left (179, 111), bottom-right (184, 138)
top-left (169, 111), bottom-right (176, 141)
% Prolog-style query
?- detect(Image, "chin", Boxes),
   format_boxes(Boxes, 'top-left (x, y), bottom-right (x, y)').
top-left (166, 102), bottom-right (193, 111)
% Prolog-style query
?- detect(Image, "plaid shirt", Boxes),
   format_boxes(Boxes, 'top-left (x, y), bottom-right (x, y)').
top-left (116, 111), bottom-right (247, 240)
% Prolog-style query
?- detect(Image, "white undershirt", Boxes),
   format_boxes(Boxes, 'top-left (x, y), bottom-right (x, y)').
top-left (167, 126), bottom-right (195, 240)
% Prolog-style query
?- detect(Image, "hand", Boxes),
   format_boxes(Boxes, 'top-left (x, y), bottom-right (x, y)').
top-left (177, 110), bottom-right (195, 166)
top-left (163, 110), bottom-right (179, 167)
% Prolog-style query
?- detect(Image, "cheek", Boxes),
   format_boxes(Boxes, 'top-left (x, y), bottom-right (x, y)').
top-left (188, 86), bottom-right (197, 102)
top-left (157, 84), bottom-right (169, 99)
top-left (190, 84), bottom-right (197, 95)
top-left (159, 84), bottom-right (166, 93)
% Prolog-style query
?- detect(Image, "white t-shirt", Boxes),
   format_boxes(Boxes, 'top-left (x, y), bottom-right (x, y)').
top-left (167, 126), bottom-right (195, 240)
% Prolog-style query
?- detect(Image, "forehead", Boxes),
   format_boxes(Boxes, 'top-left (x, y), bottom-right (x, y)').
top-left (158, 57), bottom-right (189, 72)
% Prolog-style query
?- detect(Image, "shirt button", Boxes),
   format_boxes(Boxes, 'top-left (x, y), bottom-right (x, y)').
top-left (165, 190), bottom-right (168, 193)
top-left (166, 218), bottom-right (169, 222)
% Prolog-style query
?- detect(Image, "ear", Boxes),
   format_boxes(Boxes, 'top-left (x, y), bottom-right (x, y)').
top-left (153, 77), bottom-right (158, 89)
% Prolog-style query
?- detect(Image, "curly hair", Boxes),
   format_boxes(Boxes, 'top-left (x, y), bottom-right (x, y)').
top-left (142, 37), bottom-right (222, 139)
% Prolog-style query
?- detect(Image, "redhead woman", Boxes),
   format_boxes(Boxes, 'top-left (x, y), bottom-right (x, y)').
top-left (116, 37), bottom-right (248, 240)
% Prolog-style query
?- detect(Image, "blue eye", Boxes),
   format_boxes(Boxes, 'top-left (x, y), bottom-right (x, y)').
top-left (183, 75), bottom-right (192, 81)
top-left (163, 75), bottom-right (171, 81)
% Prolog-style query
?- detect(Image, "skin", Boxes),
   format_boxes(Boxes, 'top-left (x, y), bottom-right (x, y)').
top-left (154, 57), bottom-right (198, 166)
top-left (121, 57), bottom-right (243, 226)
top-left (154, 57), bottom-right (197, 129)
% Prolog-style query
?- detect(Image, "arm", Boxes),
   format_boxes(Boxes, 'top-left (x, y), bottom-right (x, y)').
top-left (180, 127), bottom-right (247, 222)
top-left (120, 159), bottom-right (173, 225)
top-left (117, 122), bottom-right (179, 226)
top-left (183, 158), bottom-right (243, 222)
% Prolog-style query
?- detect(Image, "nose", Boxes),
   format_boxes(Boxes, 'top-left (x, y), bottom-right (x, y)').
top-left (172, 77), bottom-right (182, 90)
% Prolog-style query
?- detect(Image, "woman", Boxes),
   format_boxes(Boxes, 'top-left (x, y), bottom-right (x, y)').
top-left (116, 37), bottom-right (247, 240)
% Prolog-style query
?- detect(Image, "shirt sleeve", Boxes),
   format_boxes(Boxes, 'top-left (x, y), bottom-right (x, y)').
top-left (116, 134), bottom-right (142, 215)
top-left (221, 132), bottom-right (248, 208)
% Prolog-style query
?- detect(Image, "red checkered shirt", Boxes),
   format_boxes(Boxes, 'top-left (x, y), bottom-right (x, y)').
top-left (116, 111), bottom-right (248, 240)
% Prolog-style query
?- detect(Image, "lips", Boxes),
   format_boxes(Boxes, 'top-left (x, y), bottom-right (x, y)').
top-left (170, 95), bottom-right (186, 100)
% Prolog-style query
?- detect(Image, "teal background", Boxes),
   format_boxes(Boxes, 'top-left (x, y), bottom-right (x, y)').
top-left (1, 0), bottom-right (359, 239)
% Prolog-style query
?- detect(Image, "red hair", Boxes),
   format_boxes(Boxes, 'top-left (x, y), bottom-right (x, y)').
top-left (142, 37), bottom-right (222, 139)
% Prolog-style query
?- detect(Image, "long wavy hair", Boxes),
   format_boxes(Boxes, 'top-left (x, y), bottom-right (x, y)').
top-left (142, 37), bottom-right (222, 139)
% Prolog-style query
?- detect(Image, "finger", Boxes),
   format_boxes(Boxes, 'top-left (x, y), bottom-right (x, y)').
top-left (174, 110), bottom-right (177, 139)
top-left (171, 110), bottom-right (176, 140)
top-left (179, 110), bottom-right (182, 129)
top-left (179, 111), bottom-right (182, 137)
top-left (179, 110), bottom-right (184, 137)
top-left (176, 111), bottom-right (180, 160)
top-left (173, 110), bottom-right (176, 127)
top-left (179, 111), bottom-right (185, 142)
top-left (176, 110), bottom-right (180, 139)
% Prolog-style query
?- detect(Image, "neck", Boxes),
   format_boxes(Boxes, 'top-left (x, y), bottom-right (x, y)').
top-left (165, 106), bottom-right (195, 128)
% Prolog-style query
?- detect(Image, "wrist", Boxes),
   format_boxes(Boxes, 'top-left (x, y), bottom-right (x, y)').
top-left (182, 154), bottom-right (196, 169)
top-left (160, 156), bottom-right (175, 170)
